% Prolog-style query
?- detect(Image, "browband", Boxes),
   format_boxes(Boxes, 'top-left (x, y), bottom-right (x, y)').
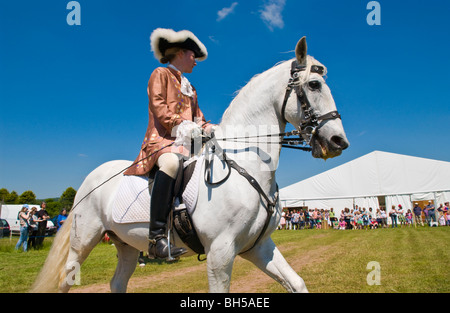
top-left (291, 62), bottom-right (325, 77)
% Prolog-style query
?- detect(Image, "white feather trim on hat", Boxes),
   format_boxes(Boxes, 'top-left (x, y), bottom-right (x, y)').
top-left (150, 28), bottom-right (208, 63)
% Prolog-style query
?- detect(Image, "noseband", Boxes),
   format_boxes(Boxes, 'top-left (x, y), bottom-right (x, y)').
top-left (281, 60), bottom-right (341, 145)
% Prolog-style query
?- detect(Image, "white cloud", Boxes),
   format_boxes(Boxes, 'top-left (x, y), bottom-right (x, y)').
top-left (209, 35), bottom-right (219, 44)
top-left (260, 0), bottom-right (286, 31)
top-left (217, 2), bottom-right (238, 21)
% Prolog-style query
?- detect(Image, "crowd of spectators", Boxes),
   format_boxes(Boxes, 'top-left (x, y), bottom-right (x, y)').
top-left (278, 201), bottom-right (450, 230)
top-left (14, 202), bottom-right (68, 252)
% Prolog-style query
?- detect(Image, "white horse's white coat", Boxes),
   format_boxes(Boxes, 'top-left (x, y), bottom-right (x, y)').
top-left (31, 37), bottom-right (348, 293)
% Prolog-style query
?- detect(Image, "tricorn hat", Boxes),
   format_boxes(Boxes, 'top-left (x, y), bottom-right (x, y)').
top-left (150, 28), bottom-right (208, 63)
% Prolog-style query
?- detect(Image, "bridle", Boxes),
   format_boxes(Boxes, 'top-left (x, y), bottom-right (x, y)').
top-left (211, 60), bottom-right (343, 150)
top-left (281, 60), bottom-right (341, 147)
top-left (200, 60), bottom-right (343, 254)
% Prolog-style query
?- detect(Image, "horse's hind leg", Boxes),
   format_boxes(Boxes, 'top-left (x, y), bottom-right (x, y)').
top-left (59, 229), bottom-right (104, 292)
top-left (109, 236), bottom-right (139, 293)
top-left (241, 238), bottom-right (308, 293)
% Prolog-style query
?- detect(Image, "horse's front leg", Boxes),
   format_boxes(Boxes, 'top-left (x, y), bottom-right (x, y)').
top-left (241, 237), bottom-right (308, 293)
top-left (206, 238), bottom-right (237, 293)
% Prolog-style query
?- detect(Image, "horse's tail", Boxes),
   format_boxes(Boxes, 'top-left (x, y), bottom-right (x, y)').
top-left (29, 212), bottom-right (74, 293)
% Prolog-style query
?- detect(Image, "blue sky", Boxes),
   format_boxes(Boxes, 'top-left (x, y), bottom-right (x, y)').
top-left (1, 0), bottom-right (449, 199)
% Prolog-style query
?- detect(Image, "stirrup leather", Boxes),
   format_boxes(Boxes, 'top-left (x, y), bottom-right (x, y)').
top-left (148, 234), bottom-right (165, 246)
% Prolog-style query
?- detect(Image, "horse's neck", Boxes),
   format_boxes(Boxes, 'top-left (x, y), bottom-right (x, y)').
top-left (220, 61), bottom-right (289, 128)
top-left (217, 61), bottom-right (289, 191)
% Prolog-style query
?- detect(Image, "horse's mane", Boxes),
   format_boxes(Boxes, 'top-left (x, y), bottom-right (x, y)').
top-left (221, 56), bottom-right (327, 124)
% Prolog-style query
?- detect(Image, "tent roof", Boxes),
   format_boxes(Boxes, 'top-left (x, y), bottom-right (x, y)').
top-left (280, 150), bottom-right (450, 201)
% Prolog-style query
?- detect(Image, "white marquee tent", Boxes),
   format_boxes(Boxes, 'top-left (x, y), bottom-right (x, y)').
top-left (280, 151), bottom-right (450, 218)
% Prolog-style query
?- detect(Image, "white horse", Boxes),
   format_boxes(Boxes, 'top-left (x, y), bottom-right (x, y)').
top-left (31, 37), bottom-right (348, 293)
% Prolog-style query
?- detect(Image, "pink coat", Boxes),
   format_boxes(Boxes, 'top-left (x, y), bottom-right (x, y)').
top-left (124, 67), bottom-right (208, 176)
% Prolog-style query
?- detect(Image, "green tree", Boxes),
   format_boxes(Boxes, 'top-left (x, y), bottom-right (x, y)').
top-left (19, 190), bottom-right (37, 204)
top-left (44, 198), bottom-right (63, 217)
top-left (0, 188), bottom-right (9, 203)
top-left (60, 187), bottom-right (77, 210)
top-left (6, 191), bottom-right (19, 204)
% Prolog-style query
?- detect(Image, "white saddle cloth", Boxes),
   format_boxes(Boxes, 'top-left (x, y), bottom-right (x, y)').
top-left (112, 156), bottom-right (204, 224)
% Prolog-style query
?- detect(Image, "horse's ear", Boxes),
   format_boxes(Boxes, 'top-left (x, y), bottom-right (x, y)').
top-left (295, 36), bottom-right (307, 65)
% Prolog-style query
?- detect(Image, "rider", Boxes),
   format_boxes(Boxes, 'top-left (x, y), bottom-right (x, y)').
top-left (124, 28), bottom-right (212, 260)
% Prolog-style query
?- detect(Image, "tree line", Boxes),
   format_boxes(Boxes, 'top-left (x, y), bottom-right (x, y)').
top-left (0, 187), bottom-right (77, 218)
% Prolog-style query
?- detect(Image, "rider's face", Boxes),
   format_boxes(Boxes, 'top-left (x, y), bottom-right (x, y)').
top-left (178, 50), bottom-right (197, 74)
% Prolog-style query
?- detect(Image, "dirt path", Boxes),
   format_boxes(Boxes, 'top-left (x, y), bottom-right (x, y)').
top-left (71, 243), bottom-right (332, 293)
top-left (70, 262), bottom-right (208, 293)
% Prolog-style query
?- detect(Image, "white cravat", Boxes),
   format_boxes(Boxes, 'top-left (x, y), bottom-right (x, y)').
top-left (168, 64), bottom-right (195, 98)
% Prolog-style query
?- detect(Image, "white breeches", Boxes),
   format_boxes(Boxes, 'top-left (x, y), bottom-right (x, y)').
top-left (156, 153), bottom-right (180, 179)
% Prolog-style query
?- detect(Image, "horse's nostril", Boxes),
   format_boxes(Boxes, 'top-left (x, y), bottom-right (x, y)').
top-left (331, 135), bottom-right (349, 150)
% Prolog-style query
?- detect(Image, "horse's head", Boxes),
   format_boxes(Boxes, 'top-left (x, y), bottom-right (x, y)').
top-left (283, 36), bottom-right (349, 160)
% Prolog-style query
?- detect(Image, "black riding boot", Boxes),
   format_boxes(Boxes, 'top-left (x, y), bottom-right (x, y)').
top-left (148, 170), bottom-right (187, 260)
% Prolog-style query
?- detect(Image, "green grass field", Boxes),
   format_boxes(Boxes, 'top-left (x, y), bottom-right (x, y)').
top-left (1, 226), bottom-right (449, 293)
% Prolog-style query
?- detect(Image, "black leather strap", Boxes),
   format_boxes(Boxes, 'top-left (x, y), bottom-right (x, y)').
top-left (173, 208), bottom-right (205, 255)
top-left (317, 110), bottom-right (340, 122)
top-left (225, 158), bottom-right (278, 254)
top-left (204, 133), bottom-right (233, 186)
top-left (227, 159), bottom-right (276, 210)
top-left (310, 65), bottom-right (325, 75)
top-left (280, 84), bottom-right (294, 124)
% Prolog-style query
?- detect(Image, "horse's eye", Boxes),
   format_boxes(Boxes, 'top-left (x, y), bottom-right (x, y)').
top-left (308, 80), bottom-right (321, 91)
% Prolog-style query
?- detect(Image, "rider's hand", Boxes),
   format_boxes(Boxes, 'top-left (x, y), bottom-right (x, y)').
top-left (202, 124), bottom-right (216, 135)
top-left (191, 126), bottom-right (203, 140)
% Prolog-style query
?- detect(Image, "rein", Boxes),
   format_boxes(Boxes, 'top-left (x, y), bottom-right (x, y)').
top-left (213, 129), bottom-right (312, 151)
